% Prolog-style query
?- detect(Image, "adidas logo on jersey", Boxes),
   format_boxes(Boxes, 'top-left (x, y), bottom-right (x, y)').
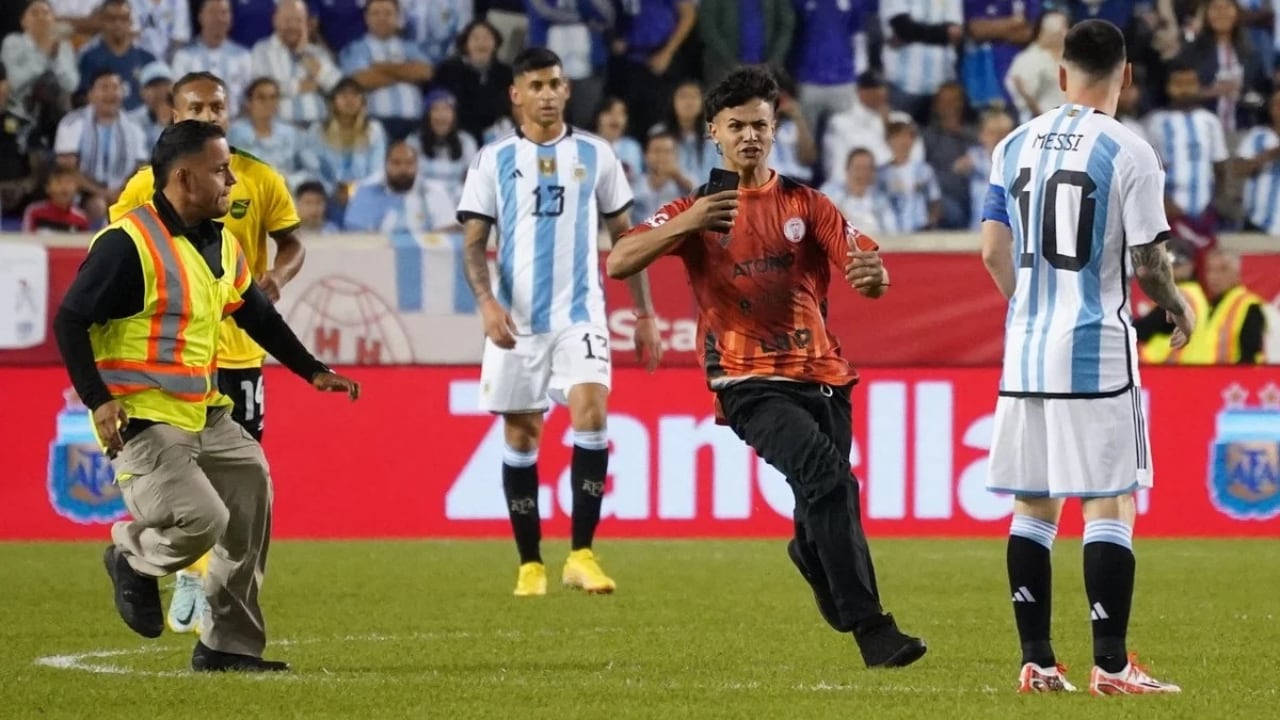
top-left (507, 169), bottom-right (524, 180)
top-left (1012, 586), bottom-right (1037, 603)
top-left (1090, 602), bottom-right (1110, 620)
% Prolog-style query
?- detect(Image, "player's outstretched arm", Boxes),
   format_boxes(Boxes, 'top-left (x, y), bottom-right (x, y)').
top-left (229, 284), bottom-right (359, 399)
top-left (980, 220), bottom-right (1017, 299)
top-left (607, 192), bottom-right (737, 279)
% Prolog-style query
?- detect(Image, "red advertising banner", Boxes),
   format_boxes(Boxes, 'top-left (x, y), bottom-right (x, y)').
top-left (4, 247), bottom-right (1278, 367)
top-left (4, 365), bottom-right (1279, 541)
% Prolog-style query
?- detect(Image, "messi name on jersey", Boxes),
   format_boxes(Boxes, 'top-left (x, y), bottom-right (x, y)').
top-left (1032, 132), bottom-right (1086, 152)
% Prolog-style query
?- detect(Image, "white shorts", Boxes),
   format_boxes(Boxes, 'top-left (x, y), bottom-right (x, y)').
top-left (478, 322), bottom-right (612, 413)
top-left (986, 386), bottom-right (1153, 498)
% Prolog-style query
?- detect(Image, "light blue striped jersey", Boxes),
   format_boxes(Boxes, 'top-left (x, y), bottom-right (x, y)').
top-left (338, 35), bottom-right (428, 121)
top-left (170, 39), bottom-right (253, 117)
top-left (985, 104), bottom-right (1170, 397)
top-left (1144, 108), bottom-right (1227, 219)
top-left (403, 0), bottom-right (472, 64)
top-left (1237, 126), bottom-right (1280, 235)
top-left (880, 0), bottom-right (962, 95)
top-left (456, 126), bottom-right (634, 335)
top-left (878, 159), bottom-right (940, 233)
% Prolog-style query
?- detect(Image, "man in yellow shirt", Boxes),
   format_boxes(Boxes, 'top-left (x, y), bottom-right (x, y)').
top-left (109, 72), bottom-right (306, 635)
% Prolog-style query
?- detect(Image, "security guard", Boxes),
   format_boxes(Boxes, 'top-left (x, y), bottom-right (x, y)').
top-left (110, 71), bottom-right (306, 634)
top-left (1141, 248), bottom-right (1267, 365)
top-left (53, 120), bottom-right (359, 673)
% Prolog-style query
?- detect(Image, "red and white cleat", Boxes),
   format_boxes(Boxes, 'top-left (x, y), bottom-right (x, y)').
top-left (1018, 662), bottom-right (1079, 693)
top-left (1089, 655), bottom-right (1182, 695)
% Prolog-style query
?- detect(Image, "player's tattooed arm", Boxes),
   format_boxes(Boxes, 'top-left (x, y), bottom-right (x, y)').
top-left (462, 218), bottom-right (495, 303)
top-left (1131, 242), bottom-right (1185, 315)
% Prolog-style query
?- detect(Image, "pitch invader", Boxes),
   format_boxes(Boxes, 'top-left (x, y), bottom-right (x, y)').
top-left (456, 47), bottom-right (663, 597)
top-left (980, 20), bottom-right (1189, 695)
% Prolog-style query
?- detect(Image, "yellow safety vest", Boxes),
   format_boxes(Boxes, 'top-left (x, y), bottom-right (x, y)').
top-left (1166, 285), bottom-right (1264, 365)
top-left (89, 205), bottom-right (254, 435)
top-left (1140, 281), bottom-right (1209, 364)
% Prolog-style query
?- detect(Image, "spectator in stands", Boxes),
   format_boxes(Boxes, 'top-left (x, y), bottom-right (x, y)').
top-left (1237, 88), bottom-right (1280, 235)
top-left (129, 61), bottom-right (172, 146)
top-left (227, 0), bottom-right (276, 48)
top-left (789, 0), bottom-right (861, 139)
top-left (526, 0), bottom-right (614, 128)
top-left (923, 81), bottom-right (975, 228)
top-left (433, 19), bottom-right (513, 144)
top-left (54, 69), bottom-right (148, 222)
top-left (403, 0), bottom-right (472, 65)
top-left (311, 77), bottom-right (387, 206)
top-left (822, 148), bottom-right (884, 234)
top-left (227, 77), bottom-right (319, 192)
top-left (251, 0), bottom-right (342, 127)
top-left (697, 0), bottom-right (795, 89)
top-left (295, 180), bottom-right (340, 234)
top-left (612, 0), bottom-right (697, 142)
top-left (77, 0), bottom-right (156, 111)
top-left (340, 0), bottom-right (434, 143)
top-left (879, 114), bottom-right (941, 233)
top-left (1238, 0), bottom-right (1276, 77)
top-left (962, 107), bottom-right (1012, 230)
top-left (652, 80), bottom-right (719, 184)
top-left (823, 70), bottom-right (924, 176)
top-left (130, 0), bottom-right (191, 61)
top-left (961, 0), bottom-right (1039, 109)
top-left (0, 65), bottom-right (39, 215)
top-left (630, 130), bottom-right (692, 224)
top-left (1004, 9), bottom-right (1068, 122)
top-left (21, 165), bottom-right (90, 232)
top-left (2, 0), bottom-right (80, 118)
top-left (171, 0), bottom-right (253, 118)
top-left (1148, 61), bottom-right (1230, 229)
top-left (307, 0), bottom-right (368, 56)
top-left (48, 0), bottom-right (105, 47)
top-left (1183, 0), bottom-right (1271, 133)
top-left (594, 96), bottom-right (644, 182)
top-left (478, 0), bottom-right (528, 64)
top-left (770, 73), bottom-right (818, 184)
top-left (343, 140), bottom-right (457, 232)
top-left (1201, 248), bottom-right (1269, 363)
top-left (880, 0), bottom-right (965, 125)
top-left (1118, 80), bottom-right (1149, 142)
top-left (405, 89), bottom-right (477, 191)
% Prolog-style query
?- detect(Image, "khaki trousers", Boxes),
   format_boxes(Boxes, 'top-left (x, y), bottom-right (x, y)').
top-left (109, 407), bottom-right (273, 657)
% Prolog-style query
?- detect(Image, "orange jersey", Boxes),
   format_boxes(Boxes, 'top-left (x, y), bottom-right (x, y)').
top-left (627, 173), bottom-right (878, 388)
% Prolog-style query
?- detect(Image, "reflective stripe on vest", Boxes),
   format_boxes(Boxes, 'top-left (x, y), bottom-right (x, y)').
top-left (130, 206), bottom-right (189, 365)
top-left (98, 360), bottom-right (215, 402)
top-left (1212, 288), bottom-right (1259, 363)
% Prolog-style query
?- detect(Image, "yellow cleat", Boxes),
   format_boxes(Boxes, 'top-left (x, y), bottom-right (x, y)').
top-left (562, 549), bottom-right (616, 594)
top-left (514, 562), bottom-right (547, 597)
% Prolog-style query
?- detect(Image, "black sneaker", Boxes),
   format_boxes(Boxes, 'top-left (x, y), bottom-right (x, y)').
top-left (102, 544), bottom-right (163, 638)
top-left (192, 641), bottom-right (291, 673)
top-left (787, 539), bottom-right (853, 633)
top-left (854, 613), bottom-right (927, 669)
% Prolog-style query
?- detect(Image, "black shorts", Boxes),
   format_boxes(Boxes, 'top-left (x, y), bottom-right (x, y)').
top-left (218, 367), bottom-right (265, 442)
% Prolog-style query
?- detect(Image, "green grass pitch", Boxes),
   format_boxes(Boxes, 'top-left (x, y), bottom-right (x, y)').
top-left (1, 539), bottom-right (1276, 719)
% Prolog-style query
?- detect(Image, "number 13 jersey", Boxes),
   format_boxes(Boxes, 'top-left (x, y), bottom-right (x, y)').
top-left (983, 104), bottom-right (1171, 398)
top-left (457, 126), bottom-right (634, 336)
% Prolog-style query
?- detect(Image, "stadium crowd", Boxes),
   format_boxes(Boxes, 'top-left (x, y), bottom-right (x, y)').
top-left (1, 0), bottom-right (1278, 242)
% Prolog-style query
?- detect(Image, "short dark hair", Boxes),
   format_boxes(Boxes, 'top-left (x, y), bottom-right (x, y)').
top-left (454, 19), bottom-right (503, 56)
top-left (1062, 19), bottom-right (1127, 79)
top-left (1165, 56), bottom-right (1199, 77)
top-left (172, 71), bottom-right (227, 101)
top-left (152, 120), bottom-right (226, 191)
top-left (512, 47), bottom-right (561, 77)
top-left (845, 147), bottom-right (873, 167)
top-left (244, 76), bottom-right (279, 101)
top-left (704, 65), bottom-right (779, 121)
top-left (645, 129), bottom-right (677, 149)
top-left (88, 69), bottom-right (121, 91)
top-left (295, 180), bottom-right (327, 199)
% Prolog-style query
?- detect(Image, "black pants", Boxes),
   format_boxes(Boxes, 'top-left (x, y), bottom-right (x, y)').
top-left (218, 367), bottom-right (265, 442)
top-left (718, 379), bottom-right (884, 627)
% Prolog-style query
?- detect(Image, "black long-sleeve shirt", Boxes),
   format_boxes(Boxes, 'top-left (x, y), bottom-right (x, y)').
top-left (53, 192), bottom-right (327, 413)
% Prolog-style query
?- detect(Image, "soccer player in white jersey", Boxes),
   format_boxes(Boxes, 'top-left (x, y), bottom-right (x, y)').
top-left (980, 19), bottom-right (1194, 696)
top-left (456, 47), bottom-right (664, 598)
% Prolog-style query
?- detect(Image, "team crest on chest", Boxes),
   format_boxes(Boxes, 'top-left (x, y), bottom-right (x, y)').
top-left (538, 157), bottom-right (557, 176)
top-left (783, 217), bottom-right (805, 243)
top-left (573, 163), bottom-right (587, 181)
top-left (229, 199), bottom-right (251, 219)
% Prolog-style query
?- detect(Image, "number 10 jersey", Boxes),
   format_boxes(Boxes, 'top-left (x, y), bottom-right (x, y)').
top-left (983, 104), bottom-right (1172, 398)
top-left (457, 126), bottom-right (635, 336)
